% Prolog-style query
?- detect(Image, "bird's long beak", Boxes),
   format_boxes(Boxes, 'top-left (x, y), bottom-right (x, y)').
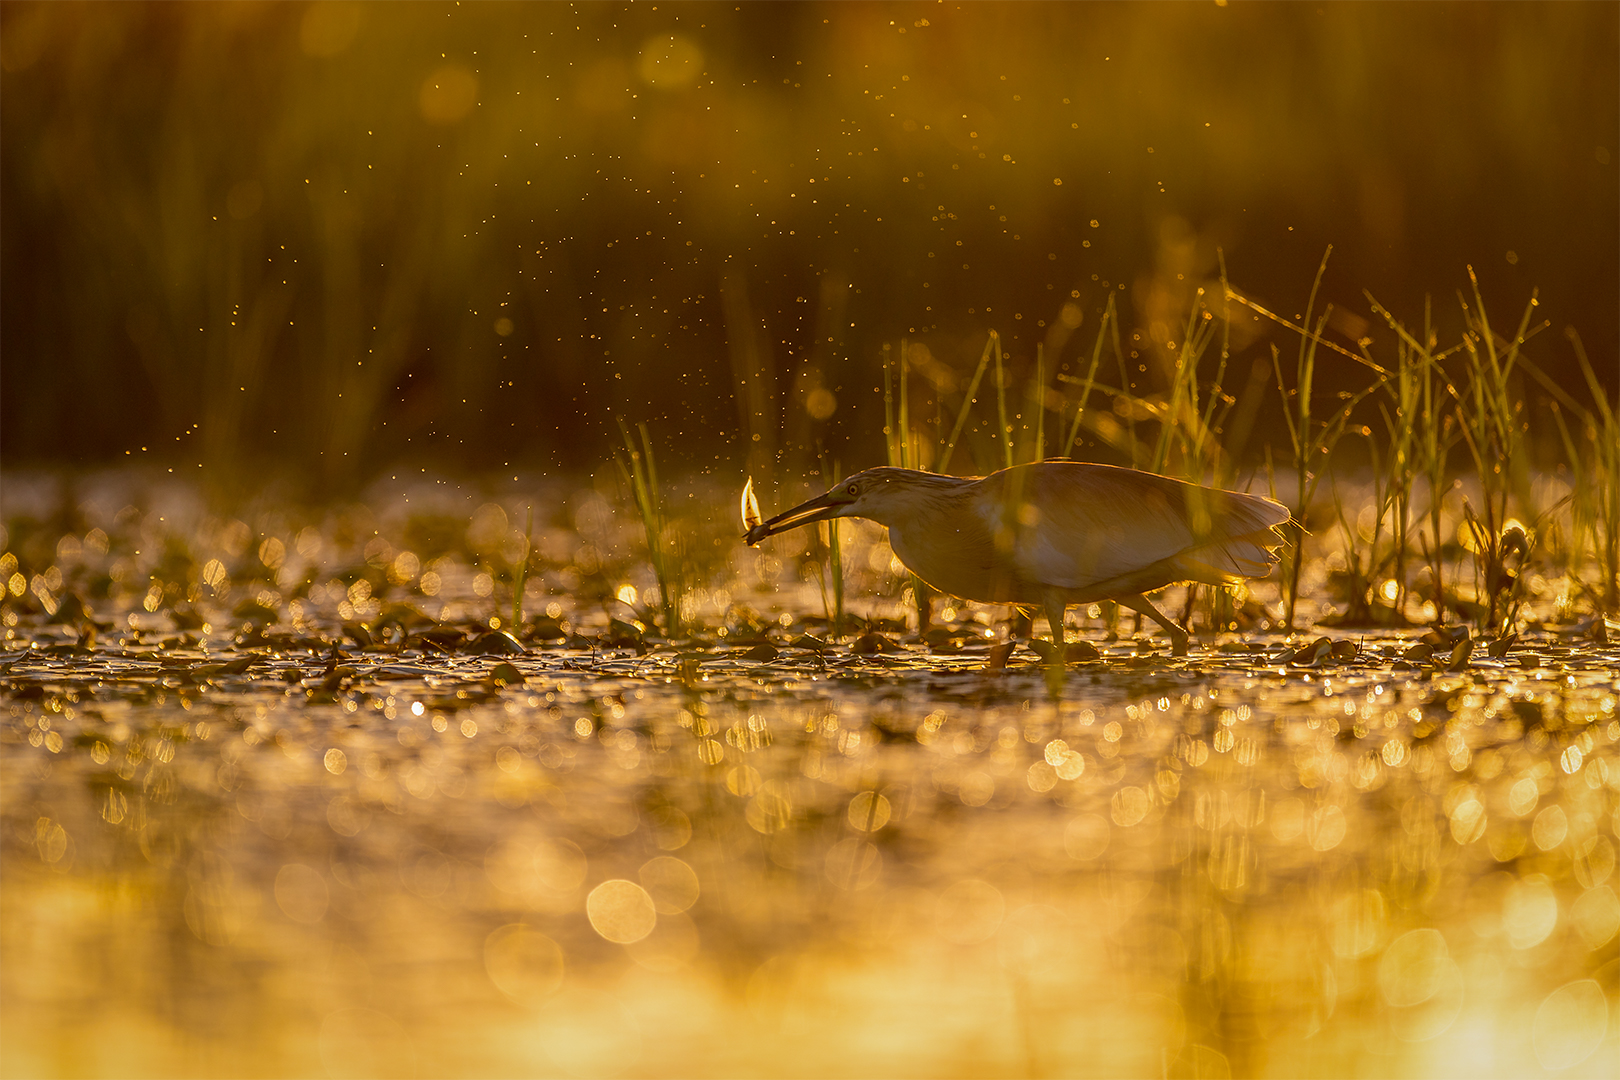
top-left (744, 488), bottom-right (852, 546)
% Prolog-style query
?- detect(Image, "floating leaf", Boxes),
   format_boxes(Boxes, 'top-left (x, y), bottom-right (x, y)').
top-left (170, 606), bottom-right (206, 630)
top-left (605, 619), bottom-right (645, 648)
top-left (1029, 638), bottom-right (1102, 663)
top-left (1487, 634), bottom-right (1518, 658)
top-left (527, 615), bottom-right (567, 641)
top-left (488, 661), bottom-right (524, 687)
top-left (465, 630), bottom-right (525, 655)
top-left (851, 631), bottom-right (901, 655)
top-left (1064, 640), bottom-right (1102, 662)
top-left (412, 627), bottom-right (466, 652)
top-left (1290, 637), bottom-right (1333, 667)
top-left (1422, 625), bottom-right (1469, 648)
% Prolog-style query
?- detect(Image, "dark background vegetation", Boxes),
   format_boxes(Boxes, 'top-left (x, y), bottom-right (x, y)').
top-left (2, 1), bottom-right (1615, 493)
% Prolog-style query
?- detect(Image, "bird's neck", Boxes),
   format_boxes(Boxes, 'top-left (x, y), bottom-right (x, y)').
top-left (879, 479), bottom-right (985, 585)
top-left (863, 473), bottom-right (975, 530)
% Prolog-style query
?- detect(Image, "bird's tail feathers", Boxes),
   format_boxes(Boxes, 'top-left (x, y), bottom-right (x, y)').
top-left (1173, 537), bottom-right (1283, 585)
top-left (1219, 491), bottom-right (1292, 536)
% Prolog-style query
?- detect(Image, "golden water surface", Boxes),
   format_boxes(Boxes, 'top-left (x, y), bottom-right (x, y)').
top-left (4, 616), bottom-right (1617, 1078)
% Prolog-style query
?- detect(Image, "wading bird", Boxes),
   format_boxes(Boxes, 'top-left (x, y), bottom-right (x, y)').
top-left (744, 462), bottom-right (1290, 656)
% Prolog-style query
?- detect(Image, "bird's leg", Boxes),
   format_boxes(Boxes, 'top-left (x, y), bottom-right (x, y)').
top-left (1041, 593), bottom-right (1069, 670)
top-left (1179, 584), bottom-right (1199, 627)
top-left (1117, 593), bottom-right (1189, 656)
top-left (912, 576), bottom-right (934, 634)
top-left (1042, 592), bottom-right (1067, 648)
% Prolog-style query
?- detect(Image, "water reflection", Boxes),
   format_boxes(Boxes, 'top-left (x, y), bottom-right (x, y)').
top-left (5, 633), bottom-right (1617, 1078)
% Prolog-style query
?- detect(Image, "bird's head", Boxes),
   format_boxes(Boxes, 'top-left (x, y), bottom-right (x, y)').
top-left (744, 467), bottom-right (930, 545)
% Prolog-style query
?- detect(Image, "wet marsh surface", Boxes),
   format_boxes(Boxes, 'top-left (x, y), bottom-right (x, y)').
top-left (2, 480), bottom-right (1618, 1079)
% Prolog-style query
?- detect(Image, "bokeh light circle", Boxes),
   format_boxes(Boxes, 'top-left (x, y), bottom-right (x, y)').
top-left (586, 879), bottom-right (657, 944)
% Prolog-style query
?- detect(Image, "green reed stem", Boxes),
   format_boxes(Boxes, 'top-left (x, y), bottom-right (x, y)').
top-left (512, 505), bottom-right (533, 631)
top-left (994, 331), bottom-right (1013, 471)
top-left (1033, 344), bottom-right (1046, 463)
top-left (616, 418), bottom-right (678, 637)
top-left (1063, 292), bottom-right (1114, 456)
top-left (818, 451), bottom-right (845, 634)
top-left (882, 343), bottom-right (897, 467)
top-left (900, 339), bottom-right (912, 469)
top-left (939, 332), bottom-right (996, 475)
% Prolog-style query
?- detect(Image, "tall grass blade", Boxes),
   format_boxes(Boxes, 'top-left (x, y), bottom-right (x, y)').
top-left (512, 505), bottom-right (533, 631)
top-left (994, 331), bottom-right (1013, 471)
top-left (939, 332), bottom-right (996, 475)
top-left (1033, 344), bottom-right (1046, 463)
top-left (817, 450), bottom-right (846, 634)
top-left (615, 417), bottom-right (679, 637)
top-left (882, 342), bottom-right (899, 468)
top-left (1063, 292), bottom-right (1114, 456)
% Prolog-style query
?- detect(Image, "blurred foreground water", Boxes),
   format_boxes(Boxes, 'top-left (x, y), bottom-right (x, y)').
top-left (2, 475), bottom-right (1617, 1078)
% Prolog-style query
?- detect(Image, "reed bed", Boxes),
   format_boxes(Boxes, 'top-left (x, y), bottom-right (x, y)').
top-left (4, 260), bottom-right (1610, 655)
top-left (606, 257), bottom-right (1617, 648)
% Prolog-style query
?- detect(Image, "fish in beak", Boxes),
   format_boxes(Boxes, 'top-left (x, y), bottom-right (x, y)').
top-left (740, 477), bottom-right (763, 532)
top-left (742, 483), bottom-right (856, 546)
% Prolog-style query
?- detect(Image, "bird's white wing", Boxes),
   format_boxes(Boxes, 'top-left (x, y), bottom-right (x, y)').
top-left (987, 463), bottom-right (1285, 592)
top-left (1168, 490), bottom-right (1290, 583)
top-left (982, 464), bottom-right (1196, 591)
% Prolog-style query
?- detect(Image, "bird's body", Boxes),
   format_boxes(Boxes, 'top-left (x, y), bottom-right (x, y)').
top-left (745, 461), bottom-right (1290, 655)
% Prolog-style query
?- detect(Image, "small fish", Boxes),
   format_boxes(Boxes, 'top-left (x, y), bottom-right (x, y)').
top-left (740, 476), bottom-right (763, 536)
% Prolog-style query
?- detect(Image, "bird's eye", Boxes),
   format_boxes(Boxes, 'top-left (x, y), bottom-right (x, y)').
top-left (847, 485), bottom-right (859, 497)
